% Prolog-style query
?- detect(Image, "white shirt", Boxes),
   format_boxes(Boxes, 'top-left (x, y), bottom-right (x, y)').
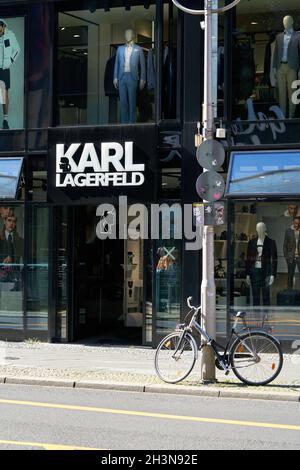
top-left (5, 230), bottom-right (13, 242)
top-left (255, 238), bottom-right (265, 269)
top-left (282, 30), bottom-right (293, 62)
top-left (124, 44), bottom-right (133, 73)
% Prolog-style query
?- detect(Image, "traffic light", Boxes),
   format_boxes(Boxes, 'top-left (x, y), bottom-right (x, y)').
top-left (196, 139), bottom-right (225, 202)
top-left (195, 139), bottom-right (226, 226)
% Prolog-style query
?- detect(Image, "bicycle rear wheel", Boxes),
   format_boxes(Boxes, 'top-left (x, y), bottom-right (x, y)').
top-left (230, 332), bottom-right (283, 386)
top-left (155, 332), bottom-right (197, 384)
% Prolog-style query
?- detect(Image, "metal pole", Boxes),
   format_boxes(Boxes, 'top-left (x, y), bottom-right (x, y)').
top-left (201, 0), bottom-right (216, 382)
top-left (171, 0), bottom-right (241, 383)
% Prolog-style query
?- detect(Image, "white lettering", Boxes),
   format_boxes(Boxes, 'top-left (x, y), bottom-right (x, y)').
top-left (56, 143), bottom-right (81, 173)
top-left (77, 143), bottom-right (101, 172)
top-left (55, 142), bottom-right (145, 188)
top-left (101, 142), bottom-right (124, 172)
top-left (125, 141), bottom-right (145, 172)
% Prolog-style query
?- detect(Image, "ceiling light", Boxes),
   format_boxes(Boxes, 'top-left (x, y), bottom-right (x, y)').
top-left (74, 34), bottom-right (80, 38)
top-left (251, 22), bottom-right (258, 25)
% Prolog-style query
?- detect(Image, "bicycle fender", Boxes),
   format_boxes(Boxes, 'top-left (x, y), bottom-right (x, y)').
top-left (228, 330), bottom-right (281, 354)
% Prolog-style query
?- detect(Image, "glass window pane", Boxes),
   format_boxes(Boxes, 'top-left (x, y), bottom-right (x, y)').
top-left (156, 208), bottom-right (182, 336)
top-left (232, 1), bottom-right (300, 120)
top-left (0, 16), bottom-right (25, 130)
top-left (230, 201), bottom-right (300, 342)
top-left (27, 207), bottom-right (49, 331)
top-left (56, 3), bottom-right (156, 126)
top-left (0, 205), bottom-right (24, 330)
top-left (162, 2), bottom-right (178, 119)
top-left (145, 239), bottom-right (153, 343)
top-left (0, 157), bottom-right (23, 199)
top-left (156, 239), bottom-right (181, 336)
top-left (28, 157), bottom-right (47, 202)
top-left (227, 151), bottom-right (300, 196)
top-left (55, 207), bottom-right (68, 341)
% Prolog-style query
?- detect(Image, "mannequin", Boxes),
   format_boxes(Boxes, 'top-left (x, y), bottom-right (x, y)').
top-left (283, 217), bottom-right (300, 289)
top-left (246, 222), bottom-right (277, 306)
top-left (273, 16), bottom-right (300, 118)
top-left (113, 29), bottom-right (146, 124)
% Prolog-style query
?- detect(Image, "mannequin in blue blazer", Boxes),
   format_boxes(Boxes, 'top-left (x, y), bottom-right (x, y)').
top-left (113, 30), bottom-right (146, 124)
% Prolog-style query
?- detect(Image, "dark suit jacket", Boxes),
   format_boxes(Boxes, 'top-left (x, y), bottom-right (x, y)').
top-left (283, 228), bottom-right (300, 262)
top-left (246, 236), bottom-right (278, 277)
top-left (273, 31), bottom-right (300, 71)
top-left (0, 235), bottom-right (23, 267)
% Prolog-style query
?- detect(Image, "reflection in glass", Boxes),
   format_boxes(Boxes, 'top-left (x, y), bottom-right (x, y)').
top-left (57, 4), bottom-right (156, 126)
top-left (0, 158), bottom-right (23, 199)
top-left (230, 202), bottom-right (300, 341)
top-left (227, 151), bottom-right (300, 196)
top-left (156, 241), bottom-right (181, 336)
top-left (231, 0), bottom-right (300, 120)
top-left (0, 205), bottom-right (24, 330)
top-left (0, 16), bottom-right (24, 130)
top-left (27, 207), bottom-right (49, 331)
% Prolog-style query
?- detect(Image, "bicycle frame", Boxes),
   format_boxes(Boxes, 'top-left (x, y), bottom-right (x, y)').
top-left (176, 306), bottom-right (263, 372)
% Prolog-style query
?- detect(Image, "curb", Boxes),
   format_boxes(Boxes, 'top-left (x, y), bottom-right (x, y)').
top-left (0, 376), bottom-right (299, 403)
top-left (4, 377), bottom-right (76, 388)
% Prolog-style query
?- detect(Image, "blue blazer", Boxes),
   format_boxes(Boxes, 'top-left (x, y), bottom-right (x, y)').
top-left (113, 44), bottom-right (146, 82)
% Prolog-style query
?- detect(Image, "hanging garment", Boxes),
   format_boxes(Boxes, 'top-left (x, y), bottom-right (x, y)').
top-left (147, 48), bottom-right (155, 90)
top-left (263, 39), bottom-right (276, 87)
top-left (233, 42), bottom-right (256, 101)
top-left (104, 54), bottom-right (118, 97)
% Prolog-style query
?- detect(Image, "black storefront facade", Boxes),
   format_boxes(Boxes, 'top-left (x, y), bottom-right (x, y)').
top-left (0, 0), bottom-right (201, 346)
top-left (0, 0), bottom-right (300, 349)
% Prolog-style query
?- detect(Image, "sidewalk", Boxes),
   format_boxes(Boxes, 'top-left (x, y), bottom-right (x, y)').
top-left (0, 341), bottom-right (299, 402)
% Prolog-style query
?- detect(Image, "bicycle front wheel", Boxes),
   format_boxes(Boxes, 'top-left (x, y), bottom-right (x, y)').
top-left (230, 332), bottom-right (283, 386)
top-left (155, 332), bottom-right (197, 384)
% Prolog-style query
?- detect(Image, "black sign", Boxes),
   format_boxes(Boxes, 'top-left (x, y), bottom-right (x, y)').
top-left (48, 125), bottom-right (157, 205)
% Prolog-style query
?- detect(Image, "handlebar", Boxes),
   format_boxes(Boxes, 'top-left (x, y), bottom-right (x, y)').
top-left (187, 296), bottom-right (201, 312)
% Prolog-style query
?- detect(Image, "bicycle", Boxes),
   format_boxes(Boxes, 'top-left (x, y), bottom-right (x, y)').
top-left (154, 297), bottom-right (283, 386)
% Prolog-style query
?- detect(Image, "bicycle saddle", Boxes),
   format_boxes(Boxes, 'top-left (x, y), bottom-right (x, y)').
top-left (236, 311), bottom-right (247, 318)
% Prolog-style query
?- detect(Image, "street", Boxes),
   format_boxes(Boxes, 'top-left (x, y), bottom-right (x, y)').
top-left (0, 384), bottom-right (299, 451)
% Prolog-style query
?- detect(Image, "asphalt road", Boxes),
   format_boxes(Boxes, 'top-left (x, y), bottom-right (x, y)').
top-left (0, 384), bottom-right (299, 451)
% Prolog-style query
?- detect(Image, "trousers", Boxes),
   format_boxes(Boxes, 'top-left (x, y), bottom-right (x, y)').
top-left (277, 64), bottom-right (297, 118)
top-left (250, 269), bottom-right (270, 306)
top-left (119, 73), bottom-right (138, 124)
top-left (287, 257), bottom-right (300, 289)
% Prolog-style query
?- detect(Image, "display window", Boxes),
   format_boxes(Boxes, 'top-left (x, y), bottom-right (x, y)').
top-left (0, 16), bottom-right (24, 130)
top-left (56, 3), bottom-right (157, 126)
top-left (219, 1), bottom-right (300, 121)
top-left (228, 201), bottom-right (300, 341)
top-left (155, 208), bottom-right (182, 337)
top-left (0, 204), bottom-right (24, 330)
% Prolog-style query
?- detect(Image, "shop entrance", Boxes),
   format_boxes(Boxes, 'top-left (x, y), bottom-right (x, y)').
top-left (72, 207), bottom-right (143, 344)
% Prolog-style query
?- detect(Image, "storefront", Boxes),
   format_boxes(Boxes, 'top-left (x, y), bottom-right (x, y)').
top-left (213, 0), bottom-right (300, 347)
top-left (1, 0), bottom-right (300, 349)
top-left (221, 151), bottom-right (300, 343)
top-left (0, 0), bottom-right (191, 346)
